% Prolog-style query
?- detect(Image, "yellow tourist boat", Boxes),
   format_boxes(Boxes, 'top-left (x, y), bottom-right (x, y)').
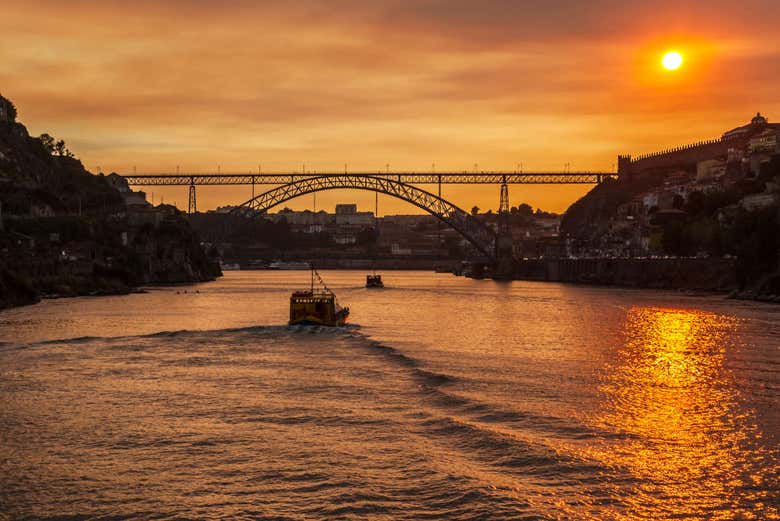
top-left (289, 267), bottom-right (349, 326)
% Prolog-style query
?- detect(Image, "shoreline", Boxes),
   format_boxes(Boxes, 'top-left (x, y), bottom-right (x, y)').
top-left (4, 269), bottom-right (778, 315)
top-left (0, 277), bottom-right (219, 312)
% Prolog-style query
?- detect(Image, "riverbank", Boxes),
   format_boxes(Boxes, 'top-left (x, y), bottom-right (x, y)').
top-left (501, 256), bottom-right (780, 302)
top-left (513, 257), bottom-right (737, 290)
top-left (0, 101), bottom-right (221, 311)
top-left (0, 271), bottom-right (207, 311)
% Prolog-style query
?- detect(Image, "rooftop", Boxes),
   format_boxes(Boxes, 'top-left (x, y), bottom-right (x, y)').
top-left (722, 112), bottom-right (779, 140)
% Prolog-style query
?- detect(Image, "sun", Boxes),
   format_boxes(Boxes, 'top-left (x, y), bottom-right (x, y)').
top-left (662, 51), bottom-right (683, 71)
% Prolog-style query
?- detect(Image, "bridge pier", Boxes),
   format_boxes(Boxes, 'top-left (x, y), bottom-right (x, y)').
top-left (494, 177), bottom-right (515, 279)
top-left (188, 178), bottom-right (197, 214)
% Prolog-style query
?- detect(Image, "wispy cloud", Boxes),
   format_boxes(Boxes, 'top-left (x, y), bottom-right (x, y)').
top-left (2, 0), bottom-right (779, 212)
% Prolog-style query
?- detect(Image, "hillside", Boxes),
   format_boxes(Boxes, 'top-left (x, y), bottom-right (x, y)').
top-left (560, 155), bottom-right (780, 297)
top-left (0, 94), bottom-right (221, 309)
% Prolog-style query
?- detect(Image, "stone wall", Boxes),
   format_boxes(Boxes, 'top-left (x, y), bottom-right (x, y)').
top-left (631, 140), bottom-right (731, 174)
top-left (514, 257), bottom-right (737, 292)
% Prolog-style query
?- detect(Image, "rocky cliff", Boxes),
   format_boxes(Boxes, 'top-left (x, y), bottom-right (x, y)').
top-left (0, 95), bottom-right (221, 309)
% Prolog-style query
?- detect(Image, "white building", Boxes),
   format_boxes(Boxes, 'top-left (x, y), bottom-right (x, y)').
top-left (391, 243), bottom-right (412, 255)
top-left (749, 128), bottom-right (779, 154)
top-left (741, 193), bottom-right (778, 211)
top-left (696, 159), bottom-right (727, 181)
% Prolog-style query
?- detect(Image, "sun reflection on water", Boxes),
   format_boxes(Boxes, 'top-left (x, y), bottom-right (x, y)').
top-left (585, 307), bottom-right (779, 520)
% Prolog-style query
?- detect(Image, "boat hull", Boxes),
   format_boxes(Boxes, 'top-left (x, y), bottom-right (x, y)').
top-left (289, 316), bottom-right (348, 327)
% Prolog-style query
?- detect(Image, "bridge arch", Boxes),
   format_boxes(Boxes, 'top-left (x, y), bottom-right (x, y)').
top-left (231, 175), bottom-right (497, 259)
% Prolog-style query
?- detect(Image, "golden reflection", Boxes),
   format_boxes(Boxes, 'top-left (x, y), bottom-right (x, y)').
top-left (583, 307), bottom-right (778, 520)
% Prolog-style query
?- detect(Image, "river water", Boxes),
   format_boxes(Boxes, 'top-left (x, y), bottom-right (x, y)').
top-left (1, 271), bottom-right (778, 520)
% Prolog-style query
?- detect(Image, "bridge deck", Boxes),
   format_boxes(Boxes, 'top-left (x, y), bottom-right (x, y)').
top-left (121, 172), bottom-right (616, 185)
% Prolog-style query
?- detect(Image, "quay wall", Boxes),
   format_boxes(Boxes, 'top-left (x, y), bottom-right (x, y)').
top-left (513, 257), bottom-right (738, 292)
top-left (242, 258), bottom-right (454, 270)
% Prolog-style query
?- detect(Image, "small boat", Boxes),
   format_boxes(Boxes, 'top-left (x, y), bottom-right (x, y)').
top-left (289, 266), bottom-right (350, 326)
top-left (365, 274), bottom-right (384, 288)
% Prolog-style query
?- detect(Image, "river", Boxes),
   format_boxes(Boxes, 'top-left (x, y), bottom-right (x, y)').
top-left (1, 271), bottom-right (778, 520)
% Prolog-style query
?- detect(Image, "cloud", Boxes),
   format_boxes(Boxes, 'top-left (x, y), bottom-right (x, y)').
top-left (1, 0), bottom-right (779, 213)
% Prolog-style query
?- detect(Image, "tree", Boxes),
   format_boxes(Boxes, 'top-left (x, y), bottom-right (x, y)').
top-left (684, 190), bottom-right (706, 217)
top-left (515, 203), bottom-right (533, 218)
top-left (1, 95), bottom-right (18, 121)
top-left (54, 139), bottom-right (72, 157)
top-left (661, 220), bottom-right (685, 255)
top-left (471, 206), bottom-right (480, 216)
top-left (39, 133), bottom-right (55, 153)
top-left (39, 134), bottom-right (73, 157)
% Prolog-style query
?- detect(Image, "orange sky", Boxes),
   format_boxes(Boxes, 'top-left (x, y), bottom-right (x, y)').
top-left (2, 0), bottom-right (779, 214)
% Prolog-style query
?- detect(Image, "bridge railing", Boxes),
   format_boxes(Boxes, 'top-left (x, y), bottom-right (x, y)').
top-left (120, 172), bottom-right (617, 186)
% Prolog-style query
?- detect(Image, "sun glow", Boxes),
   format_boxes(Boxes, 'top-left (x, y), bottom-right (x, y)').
top-left (662, 51), bottom-right (684, 70)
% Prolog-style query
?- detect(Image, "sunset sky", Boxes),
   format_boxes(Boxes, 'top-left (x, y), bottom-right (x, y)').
top-left (2, 0), bottom-right (780, 214)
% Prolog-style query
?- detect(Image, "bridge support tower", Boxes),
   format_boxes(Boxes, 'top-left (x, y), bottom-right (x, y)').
top-left (188, 178), bottom-right (197, 214)
top-left (494, 176), bottom-right (515, 279)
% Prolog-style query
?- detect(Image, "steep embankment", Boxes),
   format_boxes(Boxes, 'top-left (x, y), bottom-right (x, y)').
top-left (0, 124), bottom-right (123, 214)
top-left (0, 99), bottom-right (221, 310)
top-left (558, 169), bottom-right (780, 297)
top-left (559, 176), bottom-right (661, 243)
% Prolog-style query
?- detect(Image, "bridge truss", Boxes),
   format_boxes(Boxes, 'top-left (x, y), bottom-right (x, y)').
top-left (120, 170), bottom-right (615, 264)
top-left (232, 175), bottom-right (498, 260)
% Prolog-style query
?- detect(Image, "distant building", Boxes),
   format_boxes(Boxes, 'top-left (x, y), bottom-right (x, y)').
top-left (664, 169), bottom-right (692, 187)
top-left (333, 233), bottom-right (357, 245)
top-left (267, 209), bottom-right (330, 226)
top-left (304, 224), bottom-right (323, 234)
top-left (620, 112), bottom-right (780, 182)
top-left (335, 211), bottom-right (374, 226)
top-left (391, 243), bottom-right (412, 255)
top-left (696, 159), bottom-right (726, 181)
top-left (741, 193), bottom-right (778, 211)
top-left (749, 128), bottom-right (779, 154)
top-left (335, 204), bottom-right (357, 215)
top-left (642, 192), bottom-right (660, 210)
top-left (123, 191), bottom-right (151, 208)
top-left (721, 112), bottom-right (771, 140)
top-left (333, 204), bottom-right (374, 226)
top-left (380, 214), bottom-right (435, 227)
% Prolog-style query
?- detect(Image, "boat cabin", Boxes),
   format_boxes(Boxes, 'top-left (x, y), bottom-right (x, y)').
top-left (366, 274), bottom-right (384, 288)
top-left (289, 290), bottom-right (347, 326)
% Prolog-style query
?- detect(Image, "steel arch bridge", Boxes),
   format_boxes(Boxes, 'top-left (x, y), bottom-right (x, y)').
top-left (230, 175), bottom-right (498, 260)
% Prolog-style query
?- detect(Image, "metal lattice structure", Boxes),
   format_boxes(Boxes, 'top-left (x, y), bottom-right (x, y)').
top-left (231, 175), bottom-right (498, 260)
top-left (122, 172), bottom-right (615, 186)
top-left (498, 177), bottom-right (510, 237)
top-left (120, 170), bottom-right (616, 263)
top-left (188, 181), bottom-right (197, 214)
